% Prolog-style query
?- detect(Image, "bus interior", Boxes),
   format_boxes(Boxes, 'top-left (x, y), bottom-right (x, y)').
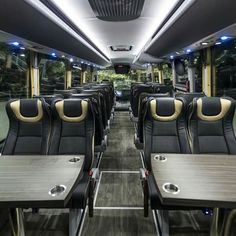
top-left (0, 0), bottom-right (236, 235)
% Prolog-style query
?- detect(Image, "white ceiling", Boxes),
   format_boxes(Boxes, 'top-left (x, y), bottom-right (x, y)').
top-left (50, 0), bottom-right (180, 64)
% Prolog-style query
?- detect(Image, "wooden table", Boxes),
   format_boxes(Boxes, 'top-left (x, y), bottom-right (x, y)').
top-left (0, 155), bottom-right (85, 236)
top-left (151, 153), bottom-right (236, 236)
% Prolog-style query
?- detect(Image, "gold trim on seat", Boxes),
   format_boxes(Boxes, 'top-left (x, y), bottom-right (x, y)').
top-left (55, 100), bottom-right (88, 122)
top-left (150, 99), bottom-right (182, 121)
top-left (197, 98), bottom-right (231, 121)
top-left (10, 100), bottom-right (43, 122)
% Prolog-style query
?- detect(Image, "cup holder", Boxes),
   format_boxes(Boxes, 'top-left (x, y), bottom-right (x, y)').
top-left (49, 185), bottom-right (66, 196)
top-left (154, 155), bottom-right (167, 162)
top-left (68, 157), bottom-right (80, 163)
top-left (162, 183), bottom-right (180, 194)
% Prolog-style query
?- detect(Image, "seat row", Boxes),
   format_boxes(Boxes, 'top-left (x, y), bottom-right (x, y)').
top-left (35, 81), bottom-right (115, 152)
top-left (134, 92), bottom-right (205, 149)
top-left (2, 97), bottom-right (100, 216)
top-left (137, 95), bottom-right (236, 215)
top-left (130, 83), bottom-right (174, 119)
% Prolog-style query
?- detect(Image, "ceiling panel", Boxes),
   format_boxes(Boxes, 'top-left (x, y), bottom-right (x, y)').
top-left (146, 0), bottom-right (236, 57)
top-left (50, 0), bottom-right (180, 63)
top-left (0, 0), bottom-right (110, 66)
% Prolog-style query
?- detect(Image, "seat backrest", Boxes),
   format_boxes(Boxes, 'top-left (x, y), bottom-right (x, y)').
top-left (70, 86), bottom-right (84, 93)
top-left (34, 94), bottom-right (63, 105)
top-left (143, 97), bottom-right (190, 170)
top-left (92, 85), bottom-right (112, 118)
top-left (71, 93), bottom-right (104, 146)
top-left (175, 92), bottom-right (205, 107)
top-left (188, 97), bottom-right (236, 154)
top-left (137, 93), bottom-right (170, 143)
top-left (54, 89), bottom-right (77, 98)
top-left (2, 98), bottom-right (51, 155)
top-left (131, 84), bottom-right (153, 117)
top-left (49, 98), bottom-right (95, 171)
top-left (154, 84), bottom-right (174, 96)
top-left (83, 89), bottom-right (108, 128)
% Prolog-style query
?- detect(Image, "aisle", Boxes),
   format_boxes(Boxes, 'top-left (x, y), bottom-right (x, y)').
top-left (81, 112), bottom-right (156, 235)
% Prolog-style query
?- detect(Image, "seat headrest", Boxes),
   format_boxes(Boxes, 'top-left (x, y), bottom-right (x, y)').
top-left (54, 99), bottom-right (88, 122)
top-left (150, 98), bottom-right (183, 121)
top-left (10, 99), bottom-right (43, 123)
top-left (196, 97), bottom-right (231, 121)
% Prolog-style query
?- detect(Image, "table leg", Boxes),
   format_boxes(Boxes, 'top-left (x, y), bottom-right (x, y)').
top-left (69, 208), bottom-right (83, 236)
top-left (9, 208), bottom-right (25, 236)
top-left (156, 210), bottom-right (169, 236)
top-left (210, 208), bottom-right (227, 236)
top-left (222, 209), bottom-right (236, 236)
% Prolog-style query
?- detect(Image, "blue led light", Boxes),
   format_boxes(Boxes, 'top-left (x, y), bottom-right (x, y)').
top-left (70, 58), bottom-right (73, 62)
top-left (170, 55), bottom-right (174, 59)
top-left (220, 36), bottom-right (229, 41)
top-left (10, 42), bottom-right (20, 46)
top-left (186, 49), bottom-right (191, 53)
top-left (51, 52), bottom-right (56, 57)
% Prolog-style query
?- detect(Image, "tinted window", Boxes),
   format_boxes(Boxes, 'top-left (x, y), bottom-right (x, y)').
top-left (0, 42), bottom-right (29, 141)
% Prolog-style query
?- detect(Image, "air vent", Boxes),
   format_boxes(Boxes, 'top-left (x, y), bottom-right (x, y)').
top-left (88, 0), bottom-right (145, 21)
top-left (110, 45), bottom-right (132, 51)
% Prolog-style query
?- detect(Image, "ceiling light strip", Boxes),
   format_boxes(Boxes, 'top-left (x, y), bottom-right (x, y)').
top-left (40, 0), bottom-right (109, 61)
top-left (24, 0), bottom-right (110, 63)
top-left (133, 0), bottom-right (197, 64)
top-left (145, 0), bottom-right (197, 51)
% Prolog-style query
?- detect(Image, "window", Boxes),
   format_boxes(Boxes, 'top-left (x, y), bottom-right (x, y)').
top-left (0, 42), bottom-right (29, 141)
top-left (39, 57), bottom-right (66, 95)
top-left (214, 39), bottom-right (236, 98)
top-left (193, 53), bottom-right (203, 92)
top-left (71, 64), bottom-right (81, 87)
top-left (162, 63), bottom-right (172, 85)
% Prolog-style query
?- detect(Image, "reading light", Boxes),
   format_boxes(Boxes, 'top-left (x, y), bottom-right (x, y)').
top-left (215, 42), bottom-right (221, 45)
top-left (186, 49), bottom-right (191, 53)
top-left (70, 58), bottom-right (74, 62)
top-left (201, 42), bottom-right (208, 45)
top-left (220, 36), bottom-right (229, 41)
top-left (170, 55), bottom-right (174, 59)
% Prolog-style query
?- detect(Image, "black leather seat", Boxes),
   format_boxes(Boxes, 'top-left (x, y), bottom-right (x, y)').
top-left (143, 97), bottom-right (190, 169)
top-left (142, 97), bottom-right (191, 213)
top-left (135, 93), bottom-right (170, 149)
top-left (71, 93), bottom-right (105, 150)
top-left (188, 97), bottom-right (236, 154)
top-left (2, 98), bottom-right (51, 155)
top-left (49, 98), bottom-right (95, 214)
top-left (131, 84), bottom-right (153, 118)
